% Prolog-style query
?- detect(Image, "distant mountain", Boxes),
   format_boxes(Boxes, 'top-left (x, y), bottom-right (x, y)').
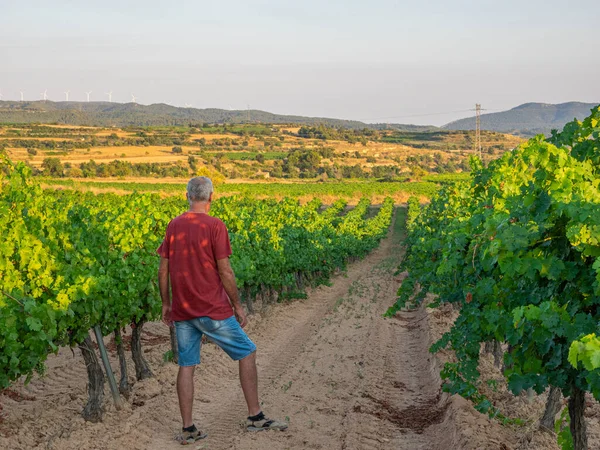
top-left (0, 100), bottom-right (435, 131)
top-left (443, 102), bottom-right (599, 136)
top-left (3, 100), bottom-right (593, 135)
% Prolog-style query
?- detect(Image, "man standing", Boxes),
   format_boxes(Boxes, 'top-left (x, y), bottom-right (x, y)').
top-left (157, 176), bottom-right (287, 445)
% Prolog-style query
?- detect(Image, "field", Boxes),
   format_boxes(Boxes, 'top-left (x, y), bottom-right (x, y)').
top-left (39, 177), bottom-right (444, 204)
top-left (0, 121), bottom-right (515, 204)
top-left (0, 122), bottom-right (523, 183)
top-left (2, 183), bottom-right (599, 450)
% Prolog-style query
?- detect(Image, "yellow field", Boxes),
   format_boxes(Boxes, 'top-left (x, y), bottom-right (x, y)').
top-left (0, 123), bottom-right (525, 179)
top-left (40, 124), bottom-right (99, 129)
top-left (94, 130), bottom-right (135, 138)
top-left (6, 145), bottom-right (192, 166)
top-left (188, 133), bottom-right (238, 141)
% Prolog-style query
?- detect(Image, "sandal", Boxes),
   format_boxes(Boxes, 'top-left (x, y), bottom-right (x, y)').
top-left (246, 412), bottom-right (288, 432)
top-left (177, 425), bottom-right (208, 445)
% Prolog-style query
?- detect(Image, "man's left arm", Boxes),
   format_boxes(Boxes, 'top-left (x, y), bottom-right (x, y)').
top-left (158, 257), bottom-right (172, 327)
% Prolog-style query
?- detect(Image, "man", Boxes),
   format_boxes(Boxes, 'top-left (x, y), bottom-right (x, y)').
top-left (157, 176), bottom-right (287, 445)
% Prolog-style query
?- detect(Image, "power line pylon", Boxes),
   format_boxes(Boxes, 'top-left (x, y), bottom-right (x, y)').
top-left (475, 103), bottom-right (482, 159)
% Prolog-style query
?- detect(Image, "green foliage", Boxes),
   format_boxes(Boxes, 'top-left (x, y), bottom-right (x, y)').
top-left (297, 125), bottom-right (376, 142)
top-left (555, 408), bottom-right (574, 450)
top-left (549, 106), bottom-right (600, 169)
top-left (0, 157), bottom-right (394, 389)
top-left (405, 196), bottom-right (420, 231)
top-left (41, 178), bottom-right (439, 199)
top-left (386, 107), bottom-right (600, 426)
top-left (569, 334), bottom-right (600, 371)
top-left (163, 350), bottom-right (175, 363)
top-left (410, 166), bottom-right (427, 180)
top-left (74, 159), bottom-right (190, 178)
top-left (41, 157), bottom-right (64, 177)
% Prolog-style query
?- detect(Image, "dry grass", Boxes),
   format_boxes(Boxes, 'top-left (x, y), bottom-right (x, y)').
top-left (94, 130), bottom-right (134, 138)
top-left (278, 126), bottom-right (301, 133)
top-left (39, 124), bottom-right (99, 129)
top-left (7, 145), bottom-right (192, 166)
top-left (188, 133), bottom-right (237, 141)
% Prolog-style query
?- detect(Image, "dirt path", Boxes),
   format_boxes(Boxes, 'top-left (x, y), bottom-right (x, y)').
top-left (0, 211), bottom-right (458, 450)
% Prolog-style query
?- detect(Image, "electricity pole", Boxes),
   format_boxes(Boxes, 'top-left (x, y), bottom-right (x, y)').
top-left (475, 103), bottom-right (482, 159)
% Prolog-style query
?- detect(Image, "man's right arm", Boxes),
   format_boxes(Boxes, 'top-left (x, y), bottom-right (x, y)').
top-left (217, 257), bottom-right (247, 328)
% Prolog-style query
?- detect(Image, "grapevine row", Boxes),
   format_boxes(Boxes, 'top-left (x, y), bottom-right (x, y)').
top-left (0, 158), bottom-right (394, 421)
top-left (387, 106), bottom-right (599, 450)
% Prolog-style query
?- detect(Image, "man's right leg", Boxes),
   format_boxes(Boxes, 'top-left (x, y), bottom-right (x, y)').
top-left (174, 320), bottom-right (203, 430)
top-left (177, 366), bottom-right (195, 428)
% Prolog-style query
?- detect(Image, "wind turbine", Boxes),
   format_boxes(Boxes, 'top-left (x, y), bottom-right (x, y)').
top-left (20, 90), bottom-right (24, 102)
top-left (85, 91), bottom-right (92, 102)
top-left (106, 91), bottom-right (113, 102)
top-left (131, 93), bottom-right (136, 103)
top-left (40, 89), bottom-right (48, 101)
top-left (64, 91), bottom-right (70, 101)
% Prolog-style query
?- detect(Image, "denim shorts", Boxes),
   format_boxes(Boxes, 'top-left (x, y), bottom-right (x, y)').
top-left (174, 316), bottom-right (257, 367)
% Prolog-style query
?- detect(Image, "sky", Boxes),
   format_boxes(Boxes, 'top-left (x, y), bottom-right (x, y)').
top-left (1, 0), bottom-right (598, 125)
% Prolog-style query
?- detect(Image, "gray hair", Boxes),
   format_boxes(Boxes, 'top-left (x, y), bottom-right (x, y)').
top-left (187, 176), bottom-right (213, 202)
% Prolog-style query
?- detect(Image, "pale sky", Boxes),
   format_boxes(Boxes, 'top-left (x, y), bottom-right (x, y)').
top-left (1, 0), bottom-right (598, 125)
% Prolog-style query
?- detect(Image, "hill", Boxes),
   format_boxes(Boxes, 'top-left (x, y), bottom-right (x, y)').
top-left (0, 100), bottom-right (436, 131)
top-left (443, 102), bottom-right (599, 136)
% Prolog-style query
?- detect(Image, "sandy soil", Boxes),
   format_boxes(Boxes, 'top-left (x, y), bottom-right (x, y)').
top-left (2, 211), bottom-right (591, 450)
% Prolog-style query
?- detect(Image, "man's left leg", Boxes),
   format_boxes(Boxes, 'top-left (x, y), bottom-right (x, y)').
top-left (238, 350), bottom-right (288, 431)
top-left (199, 316), bottom-right (288, 432)
top-left (239, 351), bottom-right (260, 416)
top-left (173, 319), bottom-right (207, 444)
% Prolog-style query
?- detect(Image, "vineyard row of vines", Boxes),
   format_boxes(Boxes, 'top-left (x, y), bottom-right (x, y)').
top-left (387, 106), bottom-right (600, 450)
top-left (0, 157), bottom-right (394, 421)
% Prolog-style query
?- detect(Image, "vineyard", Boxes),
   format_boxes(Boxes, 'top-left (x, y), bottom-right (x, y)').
top-left (39, 177), bottom-right (440, 202)
top-left (2, 107), bottom-right (600, 450)
top-left (388, 106), bottom-right (600, 449)
top-left (0, 156), bottom-right (393, 423)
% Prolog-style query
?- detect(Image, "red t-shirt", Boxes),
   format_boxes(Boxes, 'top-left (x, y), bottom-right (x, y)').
top-left (157, 212), bottom-right (233, 321)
